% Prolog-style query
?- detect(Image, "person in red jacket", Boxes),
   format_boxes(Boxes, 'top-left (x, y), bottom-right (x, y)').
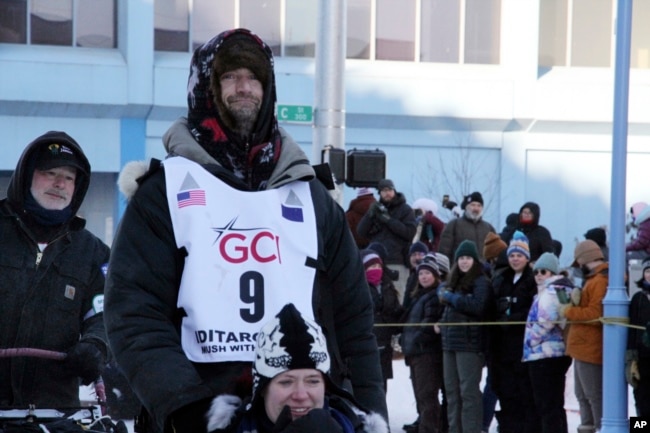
top-left (346, 188), bottom-right (377, 249)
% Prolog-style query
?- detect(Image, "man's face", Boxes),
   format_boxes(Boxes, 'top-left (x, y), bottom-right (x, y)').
top-left (410, 251), bottom-right (425, 269)
top-left (466, 201), bottom-right (483, 218)
top-left (30, 166), bottom-right (76, 210)
top-left (219, 67), bottom-right (263, 130)
top-left (379, 188), bottom-right (395, 202)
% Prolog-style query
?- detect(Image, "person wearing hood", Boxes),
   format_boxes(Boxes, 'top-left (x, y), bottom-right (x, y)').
top-left (104, 28), bottom-right (386, 433)
top-left (357, 179), bottom-right (417, 303)
top-left (0, 131), bottom-right (110, 408)
top-left (411, 197), bottom-right (445, 252)
top-left (204, 303), bottom-right (388, 433)
top-left (502, 202), bottom-right (554, 264)
top-left (438, 191), bottom-right (496, 263)
top-left (626, 256), bottom-right (650, 417)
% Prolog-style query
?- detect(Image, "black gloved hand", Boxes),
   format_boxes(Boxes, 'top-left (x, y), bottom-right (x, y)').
top-left (367, 202), bottom-right (380, 218)
top-left (65, 341), bottom-right (106, 385)
top-left (272, 406), bottom-right (343, 433)
top-left (444, 200), bottom-right (457, 211)
top-left (170, 398), bottom-right (212, 433)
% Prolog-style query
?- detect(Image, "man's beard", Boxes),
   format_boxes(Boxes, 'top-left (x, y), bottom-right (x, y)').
top-left (465, 208), bottom-right (483, 222)
top-left (226, 97), bottom-right (261, 137)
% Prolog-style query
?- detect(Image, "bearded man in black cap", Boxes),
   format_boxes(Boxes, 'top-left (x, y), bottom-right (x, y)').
top-left (105, 28), bottom-right (386, 433)
top-left (0, 131), bottom-right (110, 408)
top-left (438, 191), bottom-right (496, 262)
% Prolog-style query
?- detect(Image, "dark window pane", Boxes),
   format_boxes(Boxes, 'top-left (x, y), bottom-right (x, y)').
top-left (192, 0), bottom-right (234, 50)
top-left (77, 0), bottom-right (116, 48)
top-left (31, 0), bottom-right (72, 46)
top-left (347, 0), bottom-right (370, 59)
top-left (155, 0), bottom-right (189, 52)
top-left (285, 0), bottom-right (316, 57)
top-left (0, 0), bottom-right (27, 43)
top-left (421, 0), bottom-right (460, 63)
top-left (376, 0), bottom-right (415, 61)
top-left (571, 0), bottom-right (611, 67)
top-left (538, 0), bottom-right (568, 67)
top-left (464, 0), bottom-right (500, 64)
top-left (240, 0), bottom-right (281, 56)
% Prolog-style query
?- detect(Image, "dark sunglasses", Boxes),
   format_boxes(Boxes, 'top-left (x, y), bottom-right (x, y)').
top-left (533, 269), bottom-right (551, 276)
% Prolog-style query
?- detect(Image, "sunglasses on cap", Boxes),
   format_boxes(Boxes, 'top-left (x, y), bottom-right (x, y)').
top-left (533, 269), bottom-right (552, 276)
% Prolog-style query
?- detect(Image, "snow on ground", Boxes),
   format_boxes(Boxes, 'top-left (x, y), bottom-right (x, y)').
top-left (85, 360), bottom-right (636, 433)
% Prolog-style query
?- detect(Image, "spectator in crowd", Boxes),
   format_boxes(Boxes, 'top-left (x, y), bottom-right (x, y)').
top-left (438, 192), bottom-right (496, 263)
top-left (524, 252), bottom-right (573, 433)
top-left (0, 131), bottom-right (110, 408)
top-left (399, 258), bottom-right (445, 433)
top-left (480, 231), bottom-right (508, 433)
top-left (358, 179), bottom-right (417, 303)
top-left (626, 256), bottom-right (650, 417)
top-left (433, 252), bottom-right (451, 282)
top-left (499, 212), bottom-right (519, 242)
top-left (627, 204), bottom-right (650, 261)
top-left (403, 241), bottom-right (430, 309)
top-left (361, 249), bottom-right (403, 392)
top-left (346, 188), bottom-right (377, 249)
top-left (205, 303), bottom-right (389, 433)
top-left (104, 28), bottom-right (386, 433)
top-left (584, 227), bottom-right (608, 261)
top-left (439, 240), bottom-right (491, 433)
top-left (411, 197), bottom-right (445, 252)
top-left (502, 202), bottom-right (554, 264)
top-left (488, 231), bottom-right (539, 433)
top-left (560, 240), bottom-right (608, 433)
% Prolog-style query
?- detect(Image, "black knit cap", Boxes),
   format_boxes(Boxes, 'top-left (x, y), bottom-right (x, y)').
top-left (212, 33), bottom-right (270, 89)
top-left (461, 191), bottom-right (483, 209)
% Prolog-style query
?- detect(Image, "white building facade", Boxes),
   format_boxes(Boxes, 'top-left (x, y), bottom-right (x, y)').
top-left (1, 0), bottom-right (649, 266)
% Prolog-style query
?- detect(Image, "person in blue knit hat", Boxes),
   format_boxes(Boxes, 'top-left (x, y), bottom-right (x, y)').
top-left (488, 230), bottom-right (540, 433)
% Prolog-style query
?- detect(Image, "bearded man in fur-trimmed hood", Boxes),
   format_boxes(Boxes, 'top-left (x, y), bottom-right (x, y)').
top-left (104, 28), bottom-right (386, 433)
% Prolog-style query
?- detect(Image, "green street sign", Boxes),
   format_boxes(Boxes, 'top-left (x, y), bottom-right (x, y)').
top-left (277, 104), bottom-right (313, 123)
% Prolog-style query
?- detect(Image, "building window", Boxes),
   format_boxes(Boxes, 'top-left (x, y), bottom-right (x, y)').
top-left (539, 0), bottom-right (623, 69)
top-left (154, 0), bottom-right (500, 65)
top-left (0, 0), bottom-right (116, 48)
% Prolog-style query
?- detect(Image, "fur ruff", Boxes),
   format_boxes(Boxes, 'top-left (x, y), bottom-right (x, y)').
top-left (117, 160), bottom-right (149, 200)
top-left (205, 394), bottom-right (389, 433)
top-left (207, 394), bottom-right (242, 432)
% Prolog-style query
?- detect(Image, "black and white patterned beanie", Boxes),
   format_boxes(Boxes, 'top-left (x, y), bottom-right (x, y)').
top-left (250, 303), bottom-right (330, 407)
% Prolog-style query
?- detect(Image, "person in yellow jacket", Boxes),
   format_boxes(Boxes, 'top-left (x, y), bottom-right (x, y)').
top-left (559, 240), bottom-right (608, 433)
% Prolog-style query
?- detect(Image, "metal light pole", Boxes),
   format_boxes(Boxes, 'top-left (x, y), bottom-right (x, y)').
top-left (601, 1), bottom-right (633, 432)
top-left (313, 0), bottom-right (346, 204)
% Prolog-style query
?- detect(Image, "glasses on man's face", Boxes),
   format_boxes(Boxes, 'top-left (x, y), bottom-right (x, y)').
top-left (534, 269), bottom-right (550, 276)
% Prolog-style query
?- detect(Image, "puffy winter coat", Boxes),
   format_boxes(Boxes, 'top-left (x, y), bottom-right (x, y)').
top-left (357, 193), bottom-right (417, 266)
top-left (565, 263), bottom-right (608, 365)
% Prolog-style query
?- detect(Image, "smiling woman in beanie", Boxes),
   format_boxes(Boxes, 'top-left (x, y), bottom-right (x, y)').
top-left (524, 252), bottom-right (573, 433)
top-left (438, 240), bottom-right (490, 433)
top-left (488, 230), bottom-right (539, 433)
top-left (204, 304), bottom-right (388, 433)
